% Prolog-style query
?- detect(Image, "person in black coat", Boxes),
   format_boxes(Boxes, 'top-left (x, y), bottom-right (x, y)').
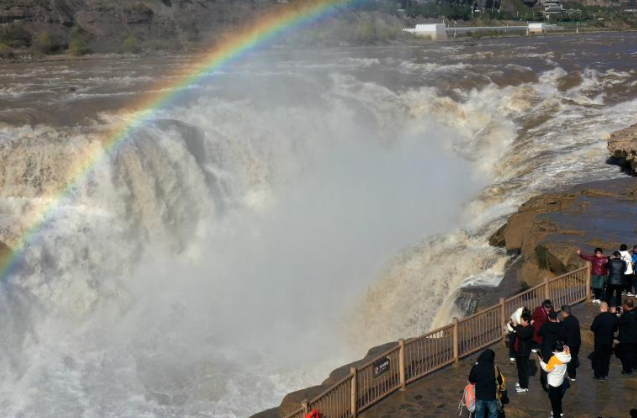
top-left (606, 252), bottom-right (627, 307)
top-left (468, 349), bottom-right (504, 418)
top-left (538, 310), bottom-right (561, 391)
top-left (512, 312), bottom-right (534, 392)
top-left (617, 299), bottom-right (637, 375)
top-left (590, 301), bottom-right (619, 380)
top-left (560, 304), bottom-right (581, 380)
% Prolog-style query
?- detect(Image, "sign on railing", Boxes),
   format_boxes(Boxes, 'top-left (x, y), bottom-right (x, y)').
top-left (285, 264), bottom-right (591, 418)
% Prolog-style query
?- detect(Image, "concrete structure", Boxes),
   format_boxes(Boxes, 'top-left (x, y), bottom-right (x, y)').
top-left (403, 22), bottom-right (560, 38)
top-left (528, 22), bottom-right (546, 32)
top-left (402, 23), bottom-right (448, 40)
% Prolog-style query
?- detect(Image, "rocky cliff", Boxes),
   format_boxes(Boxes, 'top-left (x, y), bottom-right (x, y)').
top-left (0, 0), bottom-right (269, 52)
top-left (608, 123), bottom-right (637, 175)
top-left (0, 0), bottom-right (406, 55)
top-left (491, 123), bottom-right (637, 288)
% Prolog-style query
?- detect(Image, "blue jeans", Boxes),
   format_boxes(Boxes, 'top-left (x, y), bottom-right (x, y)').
top-left (475, 399), bottom-right (498, 418)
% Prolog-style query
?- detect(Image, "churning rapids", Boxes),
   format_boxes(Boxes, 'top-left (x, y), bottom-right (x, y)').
top-left (1, 33), bottom-right (637, 418)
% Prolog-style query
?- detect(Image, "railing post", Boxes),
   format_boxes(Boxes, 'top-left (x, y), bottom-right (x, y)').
top-left (544, 276), bottom-right (550, 300)
top-left (500, 298), bottom-right (506, 342)
top-left (398, 339), bottom-right (406, 390)
top-left (453, 317), bottom-right (459, 364)
top-left (350, 367), bottom-right (358, 417)
top-left (302, 400), bottom-right (309, 415)
top-left (585, 262), bottom-right (592, 301)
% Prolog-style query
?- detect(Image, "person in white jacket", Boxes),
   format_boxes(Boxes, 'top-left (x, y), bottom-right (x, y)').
top-left (620, 244), bottom-right (635, 296)
top-left (538, 341), bottom-right (571, 418)
top-left (507, 306), bottom-right (530, 362)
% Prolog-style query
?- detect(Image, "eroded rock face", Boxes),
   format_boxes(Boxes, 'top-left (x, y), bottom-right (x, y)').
top-left (608, 123), bottom-right (637, 174)
top-left (0, 0), bottom-right (266, 52)
top-left (491, 177), bottom-right (637, 287)
top-left (490, 123), bottom-right (637, 288)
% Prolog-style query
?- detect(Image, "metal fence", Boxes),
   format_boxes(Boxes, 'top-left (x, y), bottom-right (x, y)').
top-left (284, 264), bottom-right (590, 418)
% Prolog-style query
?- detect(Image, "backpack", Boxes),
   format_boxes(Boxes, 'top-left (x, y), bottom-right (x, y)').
top-left (459, 383), bottom-right (476, 416)
top-left (495, 365), bottom-right (509, 405)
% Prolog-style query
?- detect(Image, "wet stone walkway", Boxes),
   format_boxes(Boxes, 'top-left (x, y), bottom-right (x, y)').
top-left (360, 302), bottom-right (637, 418)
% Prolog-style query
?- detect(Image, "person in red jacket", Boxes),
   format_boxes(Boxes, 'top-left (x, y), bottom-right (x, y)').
top-left (532, 300), bottom-right (553, 350)
top-left (577, 248), bottom-right (609, 304)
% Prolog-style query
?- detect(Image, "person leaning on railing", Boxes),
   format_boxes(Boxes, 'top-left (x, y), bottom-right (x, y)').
top-left (576, 248), bottom-right (608, 304)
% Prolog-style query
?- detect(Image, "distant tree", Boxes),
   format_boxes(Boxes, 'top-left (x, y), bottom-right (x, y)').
top-left (69, 38), bottom-right (89, 56)
top-left (123, 35), bottom-right (141, 53)
top-left (33, 31), bottom-right (54, 54)
top-left (0, 23), bottom-right (32, 48)
top-left (69, 25), bottom-right (90, 56)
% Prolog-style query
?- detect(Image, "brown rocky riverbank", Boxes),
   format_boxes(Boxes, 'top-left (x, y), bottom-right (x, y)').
top-left (491, 123), bottom-right (637, 288)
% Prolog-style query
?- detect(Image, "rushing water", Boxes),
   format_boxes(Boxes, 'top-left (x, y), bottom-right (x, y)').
top-left (1, 33), bottom-right (637, 418)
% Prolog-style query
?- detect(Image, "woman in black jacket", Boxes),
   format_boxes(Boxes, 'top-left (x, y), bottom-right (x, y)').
top-left (513, 313), bottom-right (534, 393)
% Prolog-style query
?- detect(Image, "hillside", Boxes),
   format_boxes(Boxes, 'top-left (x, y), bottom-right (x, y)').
top-left (0, 0), bottom-right (408, 56)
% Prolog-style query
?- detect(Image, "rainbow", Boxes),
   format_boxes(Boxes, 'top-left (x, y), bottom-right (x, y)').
top-left (0, 0), bottom-right (362, 281)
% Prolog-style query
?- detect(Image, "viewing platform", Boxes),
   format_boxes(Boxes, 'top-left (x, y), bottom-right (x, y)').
top-left (359, 301), bottom-right (637, 418)
top-left (276, 265), bottom-right (637, 418)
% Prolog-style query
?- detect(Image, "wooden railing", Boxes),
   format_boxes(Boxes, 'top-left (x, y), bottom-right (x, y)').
top-left (284, 264), bottom-right (591, 418)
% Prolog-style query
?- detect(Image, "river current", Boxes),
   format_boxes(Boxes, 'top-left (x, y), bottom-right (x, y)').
top-left (0, 33), bottom-right (637, 418)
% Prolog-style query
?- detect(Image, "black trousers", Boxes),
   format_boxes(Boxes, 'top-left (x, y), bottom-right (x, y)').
top-left (540, 370), bottom-right (548, 392)
top-left (607, 284), bottom-right (623, 307)
top-left (516, 356), bottom-right (529, 389)
top-left (593, 287), bottom-right (603, 300)
top-left (620, 343), bottom-right (636, 373)
top-left (594, 342), bottom-right (613, 378)
top-left (508, 332), bottom-right (516, 359)
top-left (548, 384), bottom-right (563, 417)
top-left (567, 345), bottom-right (580, 379)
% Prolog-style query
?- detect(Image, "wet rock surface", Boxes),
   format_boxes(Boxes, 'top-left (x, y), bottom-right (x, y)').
top-left (492, 177), bottom-right (637, 288)
top-left (608, 123), bottom-right (637, 174)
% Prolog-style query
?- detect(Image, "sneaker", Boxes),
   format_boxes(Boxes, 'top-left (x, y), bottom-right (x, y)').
top-left (569, 377), bottom-right (576, 382)
top-left (621, 370), bottom-right (635, 375)
top-left (531, 348), bottom-right (538, 353)
top-left (510, 357), bottom-right (516, 362)
top-left (515, 382), bottom-right (520, 387)
top-left (628, 293), bottom-right (635, 297)
top-left (515, 387), bottom-right (529, 393)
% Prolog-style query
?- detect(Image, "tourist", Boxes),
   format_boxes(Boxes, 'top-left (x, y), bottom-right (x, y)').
top-left (506, 306), bottom-right (530, 362)
top-left (559, 305), bottom-right (581, 381)
top-left (532, 300), bottom-right (553, 352)
top-left (576, 248), bottom-right (608, 304)
top-left (512, 312), bottom-right (534, 393)
top-left (538, 311), bottom-right (561, 391)
top-left (590, 301), bottom-right (619, 380)
top-left (617, 299), bottom-right (637, 375)
top-left (619, 244), bottom-right (634, 296)
top-left (538, 341), bottom-right (571, 418)
top-left (605, 251), bottom-right (627, 307)
top-left (468, 349), bottom-right (503, 418)
top-left (632, 245), bottom-right (637, 297)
